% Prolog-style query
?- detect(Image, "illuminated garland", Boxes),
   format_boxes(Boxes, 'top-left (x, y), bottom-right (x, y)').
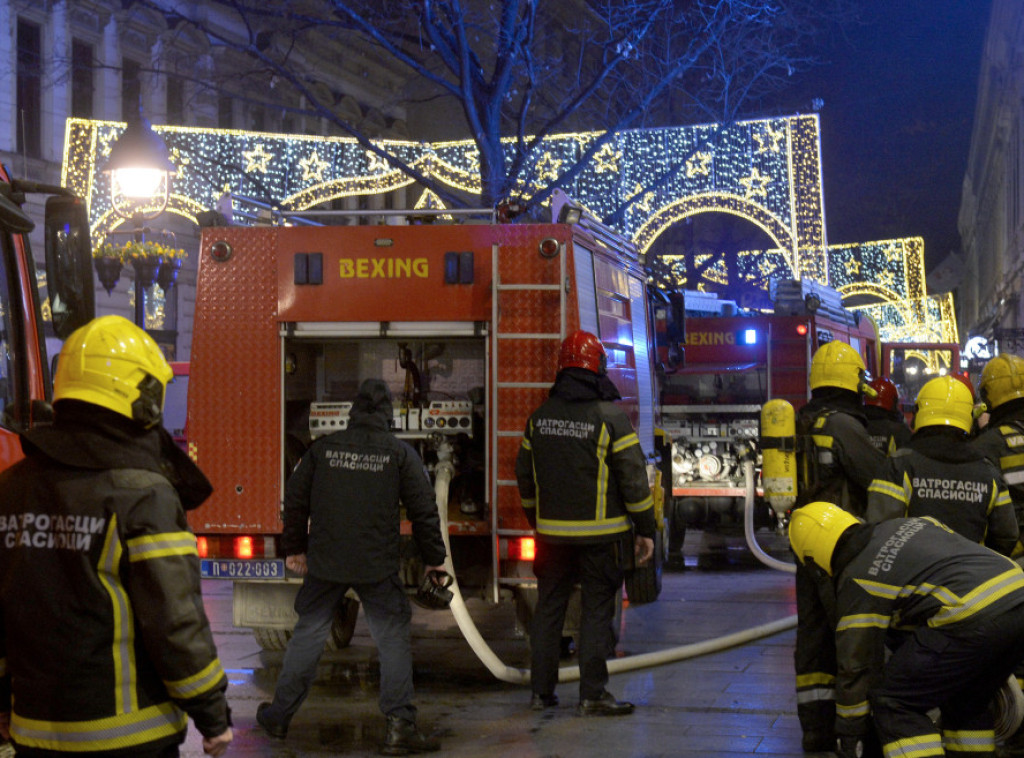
top-left (61, 115), bottom-right (949, 342)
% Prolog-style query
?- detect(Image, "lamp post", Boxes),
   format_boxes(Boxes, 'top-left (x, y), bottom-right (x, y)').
top-left (102, 111), bottom-right (175, 327)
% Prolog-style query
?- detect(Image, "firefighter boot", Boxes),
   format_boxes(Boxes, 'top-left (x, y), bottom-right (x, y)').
top-left (380, 715), bottom-right (440, 755)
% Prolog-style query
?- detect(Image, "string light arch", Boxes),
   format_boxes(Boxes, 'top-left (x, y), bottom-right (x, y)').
top-left (62, 115), bottom-right (953, 344)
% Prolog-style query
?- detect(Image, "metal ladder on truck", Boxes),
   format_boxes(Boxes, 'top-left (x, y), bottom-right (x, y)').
top-left (489, 240), bottom-right (567, 603)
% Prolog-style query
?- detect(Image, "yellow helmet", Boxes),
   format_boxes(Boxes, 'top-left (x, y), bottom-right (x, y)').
top-left (809, 341), bottom-right (871, 395)
top-left (914, 375), bottom-right (973, 433)
top-left (788, 501), bottom-right (860, 576)
top-left (53, 315), bottom-right (172, 428)
top-left (980, 354), bottom-right (1024, 410)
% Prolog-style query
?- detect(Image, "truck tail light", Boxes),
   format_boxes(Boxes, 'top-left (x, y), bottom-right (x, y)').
top-left (796, 324), bottom-right (808, 336)
top-left (197, 536), bottom-right (208, 558)
top-left (510, 537), bottom-right (536, 561)
top-left (235, 536), bottom-right (254, 559)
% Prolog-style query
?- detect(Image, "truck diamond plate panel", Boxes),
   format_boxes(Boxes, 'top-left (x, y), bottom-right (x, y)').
top-left (188, 228), bottom-right (283, 534)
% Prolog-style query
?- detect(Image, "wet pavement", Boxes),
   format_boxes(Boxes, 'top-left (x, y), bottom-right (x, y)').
top-left (182, 533), bottom-right (820, 757)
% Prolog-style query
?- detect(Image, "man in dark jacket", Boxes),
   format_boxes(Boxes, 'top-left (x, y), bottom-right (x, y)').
top-left (793, 341), bottom-right (887, 752)
top-left (867, 375), bottom-right (1017, 555)
top-left (257, 379), bottom-right (446, 755)
top-left (516, 330), bottom-right (656, 717)
top-left (0, 315), bottom-right (232, 757)
top-left (790, 501), bottom-right (1024, 758)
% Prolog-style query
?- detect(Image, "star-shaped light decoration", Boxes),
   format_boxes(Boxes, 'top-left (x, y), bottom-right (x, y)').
top-left (243, 143), bottom-right (273, 174)
top-left (753, 124), bottom-right (785, 154)
top-left (298, 150), bottom-right (329, 182)
top-left (633, 183), bottom-right (655, 213)
top-left (169, 147), bottom-right (191, 177)
top-left (593, 143), bottom-right (621, 174)
top-left (844, 258), bottom-right (861, 276)
top-left (99, 130), bottom-right (118, 159)
top-left (535, 152), bottom-right (563, 182)
top-left (685, 151), bottom-right (713, 178)
top-left (739, 167), bottom-right (770, 200)
top-left (366, 144), bottom-right (390, 174)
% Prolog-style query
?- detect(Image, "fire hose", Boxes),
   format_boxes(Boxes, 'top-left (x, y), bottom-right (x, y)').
top-left (430, 443), bottom-right (796, 686)
top-left (741, 459), bottom-right (796, 574)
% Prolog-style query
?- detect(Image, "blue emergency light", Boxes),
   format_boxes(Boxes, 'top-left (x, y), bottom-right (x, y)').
top-left (739, 328), bottom-right (758, 345)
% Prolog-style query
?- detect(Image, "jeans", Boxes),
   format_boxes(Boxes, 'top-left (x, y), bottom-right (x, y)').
top-left (261, 573), bottom-right (416, 729)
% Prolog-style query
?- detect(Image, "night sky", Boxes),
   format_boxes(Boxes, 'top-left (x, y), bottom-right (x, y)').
top-left (784, 1), bottom-right (993, 272)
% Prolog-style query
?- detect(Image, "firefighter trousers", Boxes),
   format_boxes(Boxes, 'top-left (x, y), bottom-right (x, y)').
top-left (871, 603), bottom-right (1024, 757)
top-left (263, 573), bottom-right (417, 729)
top-left (530, 539), bottom-right (623, 702)
top-left (794, 560), bottom-right (839, 738)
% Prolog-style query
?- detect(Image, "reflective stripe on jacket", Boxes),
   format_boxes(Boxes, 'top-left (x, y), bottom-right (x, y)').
top-left (833, 518), bottom-right (1024, 736)
top-left (0, 433), bottom-right (229, 753)
top-left (516, 388), bottom-right (655, 543)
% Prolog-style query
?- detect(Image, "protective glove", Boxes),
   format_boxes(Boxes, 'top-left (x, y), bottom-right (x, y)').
top-left (836, 735), bottom-right (865, 758)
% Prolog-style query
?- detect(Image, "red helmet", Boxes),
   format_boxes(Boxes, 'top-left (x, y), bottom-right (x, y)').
top-left (865, 376), bottom-right (899, 412)
top-left (952, 370), bottom-right (975, 400)
top-left (558, 330), bottom-right (607, 375)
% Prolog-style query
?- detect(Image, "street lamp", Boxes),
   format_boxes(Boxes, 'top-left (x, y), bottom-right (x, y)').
top-left (102, 111), bottom-right (175, 327)
top-left (105, 112), bottom-right (175, 220)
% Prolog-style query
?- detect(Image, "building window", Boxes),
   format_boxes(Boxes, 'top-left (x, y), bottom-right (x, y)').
top-left (16, 19), bottom-right (42, 158)
top-left (166, 75), bottom-right (185, 125)
top-left (122, 58), bottom-right (142, 120)
top-left (71, 39), bottom-right (94, 119)
top-left (249, 105), bottom-right (265, 132)
top-left (218, 95), bottom-right (233, 129)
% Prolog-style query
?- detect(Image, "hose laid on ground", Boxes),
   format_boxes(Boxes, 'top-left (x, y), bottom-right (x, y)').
top-left (742, 459), bottom-right (796, 574)
top-left (431, 442), bottom-right (796, 685)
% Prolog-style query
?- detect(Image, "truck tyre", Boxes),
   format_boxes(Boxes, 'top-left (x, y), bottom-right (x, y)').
top-left (624, 529), bottom-right (664, 604)
top-left (252, 627), bottom-right (291, 651)
top-left (328, 596), bottom-right (360, 649)
top-left (251, 598), bottom-right (361, 651)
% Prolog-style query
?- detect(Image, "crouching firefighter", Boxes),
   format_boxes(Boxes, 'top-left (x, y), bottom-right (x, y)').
top-left (790, 502), bottom-right (1024, 758)
top-left (792, 342), bottom-right (886, 753)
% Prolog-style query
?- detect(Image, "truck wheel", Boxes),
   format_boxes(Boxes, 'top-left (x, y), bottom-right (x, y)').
top-left (327, 597), bottom-right (360, 649)
top-left (252, 627), bottom-right (291, 651)
top-left (251, 598), bottom-right (361, 651)
top-left (624, 529), bottom-right (664, 604)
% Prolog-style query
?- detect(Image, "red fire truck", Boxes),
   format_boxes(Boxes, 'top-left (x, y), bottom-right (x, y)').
top-left (185, 194), bottom-right (666, 648)
top-left (0, 164), bottom-right (94, 472)
top-left (656, 280), bottom-right (880, 563)
top-left (655, 280), bottom-right (962, 565)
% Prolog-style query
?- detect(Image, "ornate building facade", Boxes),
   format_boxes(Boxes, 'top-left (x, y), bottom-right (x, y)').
top-left (959, 0), bottom-right (1024, 356)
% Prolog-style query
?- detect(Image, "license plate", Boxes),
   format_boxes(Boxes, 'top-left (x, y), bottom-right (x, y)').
top-left (200, 559), bottom-right (285, 579)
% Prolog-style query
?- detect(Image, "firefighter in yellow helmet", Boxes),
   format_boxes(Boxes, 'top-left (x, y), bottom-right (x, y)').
top-left (867, 375), bottom-right (1017, 554)
top-left (793, 341), bottom-right (887, 752)
top-left (973, 353), bottom-right (1024, 757)
top-left (974, 354), bottom-right (1024, 539)
top-left (0, 316), bottom-right (232, 756)
top-left (790, 502), bottom-right (1024, 758)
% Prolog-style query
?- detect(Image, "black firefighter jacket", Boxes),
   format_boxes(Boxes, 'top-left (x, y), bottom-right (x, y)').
top-left (796, 391), bottom-right (886, 518)
top-left (0, 401), bottom-right (229, 754)
top-left (866, 427), bottom-right (1017, 555)
top-left (515, 368), bottom-right (656, 543)
top-left (281, 381), bottom-right (446, 584)
top-left (830, 518), bottom-right (1024, 737)
top-left (973, 397), bottom-right (1024, 544)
